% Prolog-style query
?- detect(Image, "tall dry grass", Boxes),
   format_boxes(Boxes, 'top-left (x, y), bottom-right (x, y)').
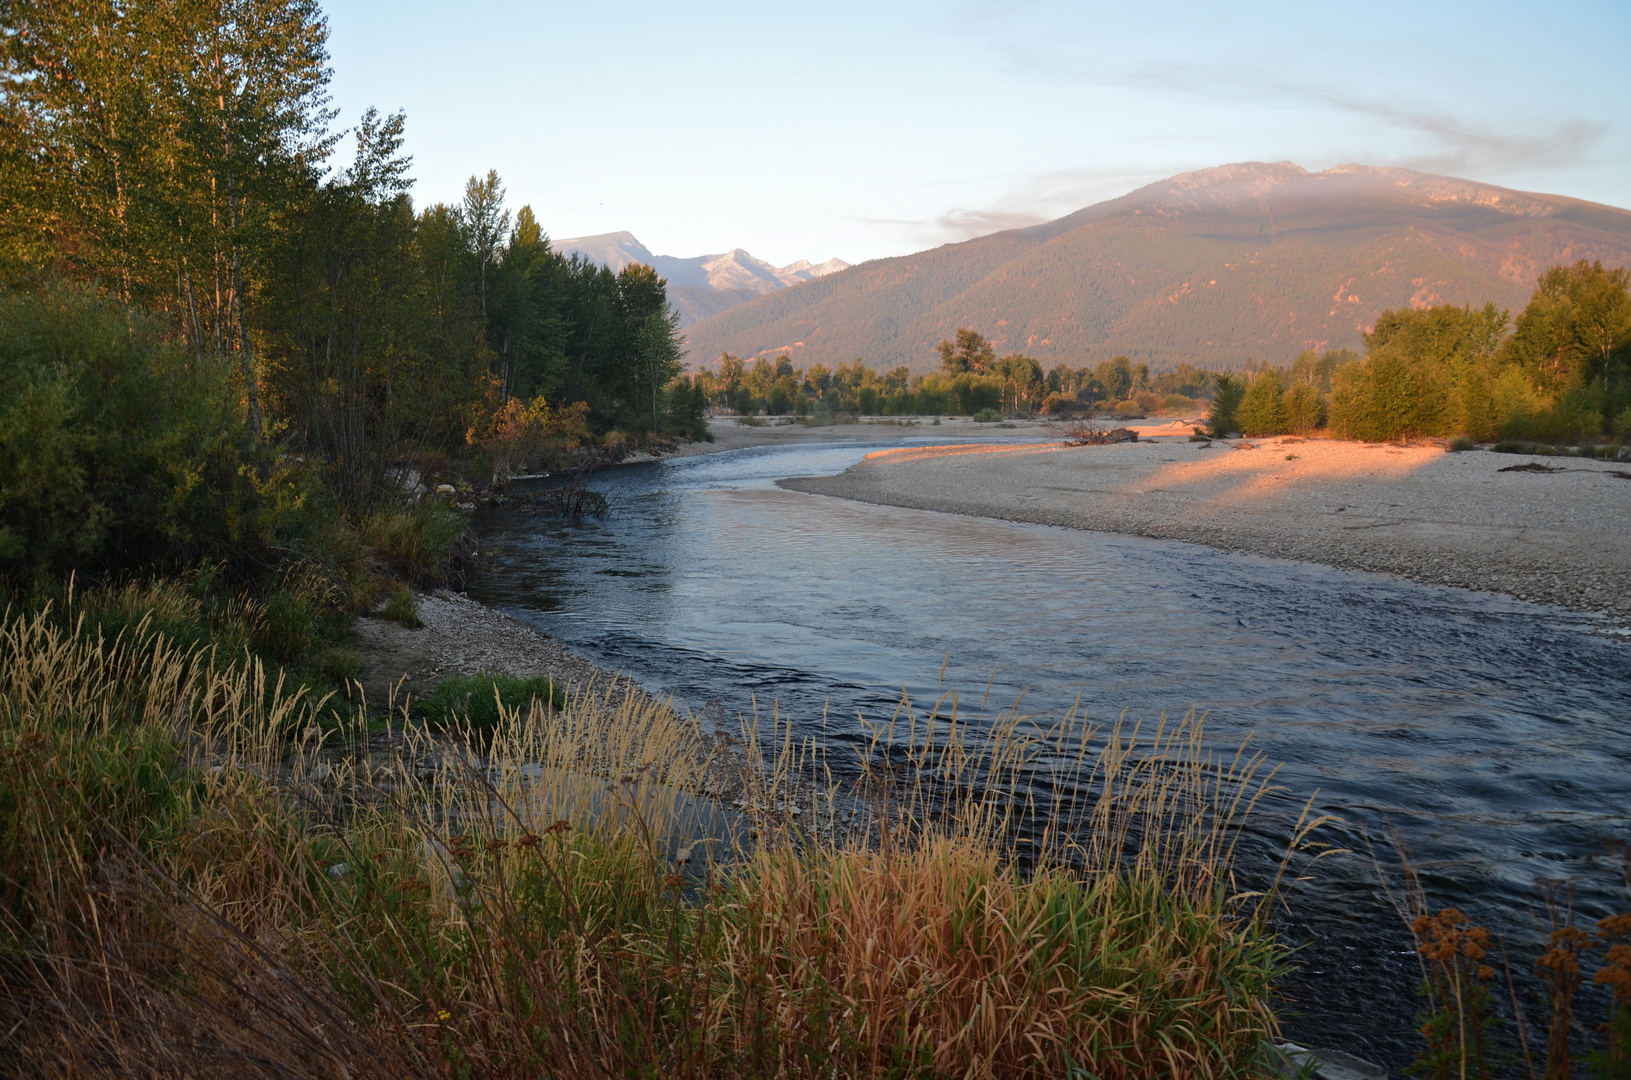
top-left (0, 590), bottom-right (1327, 1078)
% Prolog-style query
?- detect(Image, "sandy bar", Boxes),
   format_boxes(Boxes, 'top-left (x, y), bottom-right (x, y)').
top-left (780, 431), bottom-right (1631, 622)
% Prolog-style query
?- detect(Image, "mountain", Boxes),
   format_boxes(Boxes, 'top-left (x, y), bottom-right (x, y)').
top-left (677, 162), bottom-right (1631, 373)
top-left (548, 231), bottom-right (849, 326)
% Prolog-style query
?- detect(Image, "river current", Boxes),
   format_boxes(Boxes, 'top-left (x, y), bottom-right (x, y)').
top-left (468, 438), bottom-right (1631, 1067)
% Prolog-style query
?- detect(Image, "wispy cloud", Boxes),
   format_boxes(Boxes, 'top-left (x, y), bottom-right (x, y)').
top-left (1032, 52), bottom-right (1607, 176)
top-left (879, 164), bottom-right (1174, 246)
top-left (1305, 93), bottom-right (1605, 175)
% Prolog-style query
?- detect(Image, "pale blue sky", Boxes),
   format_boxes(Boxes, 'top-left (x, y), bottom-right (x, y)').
top-left (322, 0), bottom-right (1630, 266)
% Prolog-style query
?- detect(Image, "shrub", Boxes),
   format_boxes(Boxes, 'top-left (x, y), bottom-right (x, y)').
top-left (1330, 353), bottom-right (1450, 441)
top-left (1447, 436), bottom-right (1477, 452)
top-left (1237, 370), bottom-right (1289, 436)
top-left (313, 647), bottom-right (364, 684)
top-left (379, 584), bottom-right (422, 628)
top-left (1616, 406), bottom-right (1631, 443)
top-left (0, 284), bottom-right (283, 578)
top-left (359, 504), bottom-right (466, 584)
top-left (255, 589), bottom-right (321, 665)
top-left (1039, 391), bottom-right (1080, 415)
top-left (972, 407), bottom-right (1000, 422)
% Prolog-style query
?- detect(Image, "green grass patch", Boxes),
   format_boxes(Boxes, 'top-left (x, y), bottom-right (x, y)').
top-left (419, 671), bottom-right (565, 733)
top-left (379, 585), bottom-right (422, 628)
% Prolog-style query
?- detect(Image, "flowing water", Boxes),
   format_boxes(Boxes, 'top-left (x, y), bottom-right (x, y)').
top-left (468, 438), bottom-right (1631, 1068)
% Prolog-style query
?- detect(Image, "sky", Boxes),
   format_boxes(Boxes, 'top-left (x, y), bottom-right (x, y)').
top-left (321, 0), bottom-right (1631, 268)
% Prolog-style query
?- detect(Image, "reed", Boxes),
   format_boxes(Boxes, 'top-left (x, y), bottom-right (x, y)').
top-left (0, 587), bottom-right (1324, 1078)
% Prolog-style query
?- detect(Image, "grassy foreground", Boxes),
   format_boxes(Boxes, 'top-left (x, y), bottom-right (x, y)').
top-left (0, 591), bottom-right (1324, 1078)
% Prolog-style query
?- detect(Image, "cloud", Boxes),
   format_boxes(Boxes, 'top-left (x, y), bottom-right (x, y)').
top-left (874, 164), bottom-right (1176, 247)
top-left (1306, 93), bottom-right (1605, 175)
top-left (934, 207), bottom-right (1049, 239)
top-left (1046, 54), bottom-right (1607, 177)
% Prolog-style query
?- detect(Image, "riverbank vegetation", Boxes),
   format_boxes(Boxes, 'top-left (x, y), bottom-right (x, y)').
top-left (693, 335), bottom-right (1219, 419)
top-left (0, 0), bottom-right (701, 713)
top-left (0, 0), bottom-right (704, 522)
top-left (1203, 261), bottom-right (1631, 446)
top-left (2, 594), bottom-right (1317, 1077)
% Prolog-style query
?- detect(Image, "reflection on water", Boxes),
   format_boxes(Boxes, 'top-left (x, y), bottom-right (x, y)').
top-left (469, 439), bottom-right (1631, 1066)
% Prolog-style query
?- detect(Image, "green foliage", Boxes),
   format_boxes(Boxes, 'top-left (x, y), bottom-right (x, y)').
top-left (1206, 374), bottom-right (1245, 437)
top-left (2, 2), bottom-right (694, 512)
top-left (1331, 352), bottom-right (1445, 441)
top-left (1284, 381), bottom-right (1327, 434)
top-left (358, 505), bottom-right (467, 585)
top-left (379, 585), bottom-right (422, 629)
top-left (312, 646), bottom-right (364, 685)
top-left (972, 407), bottom-right (1000, 422)
top-left (1329, 304), bottom-right (1507, 441)
top-left (937, 328), bottom-right (996, 374)
top-left (0, 286), bottom-right (294, 578)
top-left (1237, 370), bottom-right (1289, 436)
top-left (661, 374), bottom-right (711, 439)
top-left (1502, 259), bottom-right (1631, 398)
top-left (1327, 268), bottom-right (1631, 444)
top-left (1289, 349), bottom-right (1357, 393)
top-left (418, 671), bottom-right (564, 734)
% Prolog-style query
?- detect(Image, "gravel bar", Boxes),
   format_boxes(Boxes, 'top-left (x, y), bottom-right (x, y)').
top-left (779, 436), bottom-right (1631, 624)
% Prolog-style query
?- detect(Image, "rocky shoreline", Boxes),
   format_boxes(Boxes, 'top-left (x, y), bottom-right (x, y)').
top-left (351, 589), bottom-right (625, 710)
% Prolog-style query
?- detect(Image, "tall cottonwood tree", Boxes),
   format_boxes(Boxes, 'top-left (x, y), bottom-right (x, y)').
top-left (0, 0), bottom-right (334, 434)
top-left (459, 169), bottom-right (508, 324)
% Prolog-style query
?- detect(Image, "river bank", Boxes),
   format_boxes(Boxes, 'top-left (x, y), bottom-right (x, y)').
top-left (351, 589), bottom-right (626, 708)
top-left (778, 432), bottom-right (1631, 624)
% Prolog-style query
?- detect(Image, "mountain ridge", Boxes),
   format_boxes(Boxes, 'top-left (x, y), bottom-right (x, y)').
top-left (549, 230), bottom-right (848, 326)
top-left (677, 162), bottom-right (1631, 373)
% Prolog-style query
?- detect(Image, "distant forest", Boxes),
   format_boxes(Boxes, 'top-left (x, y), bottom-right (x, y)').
top-left (694, 333), bottom-right (1228, 419)
top-left (696, 262), bottom-right (1631, 446)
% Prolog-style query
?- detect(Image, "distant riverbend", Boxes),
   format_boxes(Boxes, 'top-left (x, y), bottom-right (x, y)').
top-left (469, 434), bottom-right (1631, 1070)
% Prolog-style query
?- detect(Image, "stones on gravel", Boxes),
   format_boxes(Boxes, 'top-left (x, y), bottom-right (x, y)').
top-left (352, 589), bottom-right (619, 707)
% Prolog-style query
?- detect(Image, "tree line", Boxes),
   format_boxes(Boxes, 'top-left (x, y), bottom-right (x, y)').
top-left (1208, 262), bottom-right (1631, 443)
top-left (0, 0), bottom-right (699, 541)
top-left (689, 330), bottom-right (1224, 419)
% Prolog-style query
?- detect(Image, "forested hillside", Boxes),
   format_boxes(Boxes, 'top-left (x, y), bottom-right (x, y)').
top-left (682, 162), bottom-right (1631, 373)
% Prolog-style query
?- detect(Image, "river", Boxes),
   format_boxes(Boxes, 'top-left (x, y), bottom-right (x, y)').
top-left (468, 437), bottom-right (1631, 1069)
